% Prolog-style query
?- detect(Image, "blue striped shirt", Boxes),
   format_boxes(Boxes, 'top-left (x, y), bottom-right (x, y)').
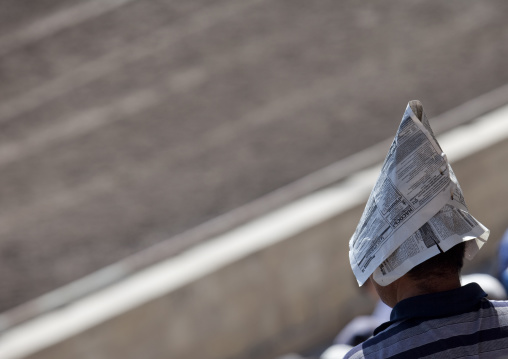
top-left (345, 283), bottom-right (508, 358)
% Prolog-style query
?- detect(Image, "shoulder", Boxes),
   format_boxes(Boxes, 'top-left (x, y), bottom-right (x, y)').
top-left (343, 343), bottom-right (365, 359)
top-left (489, 299), bottom-right (508, 308)
top-left (344, 299), bottom-right (508, 359)
top-left (342, 322), bottom-right (400, 359)
top-left (480, 298), bottom-right (508, 314)
top-left (485, 299), bottom-right (508, 318)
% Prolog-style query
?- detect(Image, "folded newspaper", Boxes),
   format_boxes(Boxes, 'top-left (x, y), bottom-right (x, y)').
top-left (349, 100), bottom-right (490, 286)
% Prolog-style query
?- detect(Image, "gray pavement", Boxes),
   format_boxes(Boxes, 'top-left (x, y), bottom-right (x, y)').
top-left (1, 0), bottom-right (508, 312)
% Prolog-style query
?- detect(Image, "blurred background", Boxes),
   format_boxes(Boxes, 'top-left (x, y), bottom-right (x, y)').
top-left (1, 1), bottom-right (508, 358)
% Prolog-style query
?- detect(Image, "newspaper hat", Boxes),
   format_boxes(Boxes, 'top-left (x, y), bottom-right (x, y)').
top-left (349, 100), bottom-right (489, 286)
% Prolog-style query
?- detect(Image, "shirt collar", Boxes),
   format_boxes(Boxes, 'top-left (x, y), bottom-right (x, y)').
top-left (374, 282), bottom-right (487, 335)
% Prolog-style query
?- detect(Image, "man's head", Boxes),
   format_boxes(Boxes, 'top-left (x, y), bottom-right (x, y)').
top-left (371, 242), bottom-right (466, 308)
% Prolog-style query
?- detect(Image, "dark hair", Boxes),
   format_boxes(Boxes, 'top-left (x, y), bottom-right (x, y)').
top-left (407, 242), bottom-right (466, 283)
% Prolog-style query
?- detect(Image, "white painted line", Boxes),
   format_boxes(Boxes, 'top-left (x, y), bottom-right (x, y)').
top-left (439, 104), bottom-right (508, 162)
top-left (0, 167), bottom-right (379, 359)
top-left (1, 104), bottom-right (508, 359)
